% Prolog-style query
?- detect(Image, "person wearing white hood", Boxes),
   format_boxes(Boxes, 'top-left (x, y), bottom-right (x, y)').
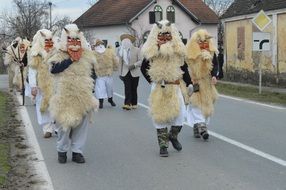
top-left (93, 39), bottom-right (119, 109)
top-left (118, 34), bottom-right (142, 110)
top-left (28, 29), bottom-right (56, 138)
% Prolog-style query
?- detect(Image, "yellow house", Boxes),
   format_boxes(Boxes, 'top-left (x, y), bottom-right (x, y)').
top-left (221, 0), bottom-right (286, 87)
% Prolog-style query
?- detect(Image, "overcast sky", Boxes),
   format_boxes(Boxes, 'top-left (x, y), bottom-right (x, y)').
top-left (0, 0), bottom-right (91, 21)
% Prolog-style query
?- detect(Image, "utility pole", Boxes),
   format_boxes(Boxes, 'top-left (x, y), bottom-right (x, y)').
top-left (49, 2), bottom-right (52, 30)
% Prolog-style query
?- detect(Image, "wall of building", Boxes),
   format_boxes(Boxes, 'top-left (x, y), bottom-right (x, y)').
top-left (277, 13), bottom-right (286, 74)
top-left (81, 0), bottom-right (218, 50)
top-left (82, 25), bottom-right (129, 47)
top-left (223, 12), bottom-right (286, 87)
top-left (131, 0), bottom-right (218, 45)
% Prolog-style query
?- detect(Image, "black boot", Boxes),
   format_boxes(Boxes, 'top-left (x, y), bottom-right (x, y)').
top-left (108, 97), bottom-right (116, 107)
top-left (99, 99), bottom-right (103, 109)
top-left (58, 152), bottom-right (67, 164)
top-left (193, 124), bottom-right (200, 138)
top-left (157, 128), bottom-right (169, 157)
top-left (72, 152), bottom-right (85, 163)
top-left (198, 123), bottom-right (209, 140)
top-left (169, 126), bottom-right (182, 151)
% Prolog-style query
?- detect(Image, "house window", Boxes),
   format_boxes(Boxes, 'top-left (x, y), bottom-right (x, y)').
top-left (102, 40), bottom-right (108, 47)
top-left (149, 11), bottom-right (155, 24)
top-left (143, 31), bottom-right (150, 43)
top-left (154, 5), bottom-right (163, 22)
top-left (179, 31), bottom-right (187, 44)
top-left (179, 31), bottom-right (183, 39)
top-left (166, 6), bottom-right (175, 23)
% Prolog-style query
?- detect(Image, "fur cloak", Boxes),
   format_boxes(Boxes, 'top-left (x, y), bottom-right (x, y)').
top-left (48, 50), bottom-right (98, 129)
top-left (186, 29), bottom-right (218, 117)
top-left (29, 49), bottom-right (55, 112)
top-left (93, 47), bottom-right (119, 77)
top-left (142, 20), bottom-right (186, 124)
top-left (5, 39), bottom-right (30, 91)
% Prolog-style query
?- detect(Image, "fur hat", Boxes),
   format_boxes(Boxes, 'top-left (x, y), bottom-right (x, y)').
top-left (59, 24), bottom-right (89, 51)
top-left (186, 29), bottom-right (217, 60)
top-left (31, 29), bottom-right (54, 57)
top-left (120, 34), bottom-right (136, 43)
top-left (94, 39), bottom-right (105, 46)
top-left (19, 38), bottom-right (30, 49)
top-left (142, 20), bottom-right (186, 59)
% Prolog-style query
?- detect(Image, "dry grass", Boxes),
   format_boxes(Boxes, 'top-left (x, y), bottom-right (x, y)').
top-left (216, 83), bottom-right (286, 106)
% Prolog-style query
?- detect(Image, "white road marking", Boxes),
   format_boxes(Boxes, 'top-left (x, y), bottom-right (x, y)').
top-left (114, 92), bottom-right (286, 167)
top-left (219, 94), bottom-right (286, 110)
top-left (114, 93), bottom-right (149, 109)
top-left (16, 95), bottom-right (54, 190)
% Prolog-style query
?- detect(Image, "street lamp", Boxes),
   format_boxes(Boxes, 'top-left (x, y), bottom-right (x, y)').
top-left (49, 2), bottom-right (52, 29)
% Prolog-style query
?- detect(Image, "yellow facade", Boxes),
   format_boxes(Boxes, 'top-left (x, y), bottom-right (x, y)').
top-left (225, 15), bottom-right (282, 73)
top-left (277, 13), bottom-right (286, 73)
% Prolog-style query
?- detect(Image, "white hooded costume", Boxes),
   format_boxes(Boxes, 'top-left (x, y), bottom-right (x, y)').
top-left (28, 29), bottom-right (56, 136)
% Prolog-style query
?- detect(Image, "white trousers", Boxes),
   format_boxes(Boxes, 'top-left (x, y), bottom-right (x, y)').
top-left (186, 105), bottom-right (210, 127)
top-left (35, 90), bottom-right (54, 134)
top-left (56, 115), bottom-right (89, 154)
top-left (151, 84), bottom-right (186, 129)
top-left (95, 76), bottom-right (113, 99)
top-left (25, 82), bottom-right (32, 98)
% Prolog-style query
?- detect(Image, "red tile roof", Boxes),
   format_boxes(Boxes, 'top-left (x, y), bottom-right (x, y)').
top-left (74, 0), bottom-right (218, 27)
top-left (176, 0), bottom-right (219, 24)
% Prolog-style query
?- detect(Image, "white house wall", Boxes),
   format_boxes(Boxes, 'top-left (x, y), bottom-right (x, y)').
top-left (81, 0), bottom-right (218, 47)
top-left (82, 25), bottom-right (129, 47)
top-left (131, 0), bottom-right (218, 45)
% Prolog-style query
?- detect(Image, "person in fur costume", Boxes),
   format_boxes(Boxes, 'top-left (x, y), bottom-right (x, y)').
top-left (4, 37), bottom-right (30, 93)
top-left (185, 29), bottom-right (219, 140)
top-left (48, 24), bottom-right (98, 164)
top-left (141, 20), bottom-right (192, 157)
top-left (28, 29), bottom-right (57, 138)
top-left (93, 39), bottom-right (119, 109)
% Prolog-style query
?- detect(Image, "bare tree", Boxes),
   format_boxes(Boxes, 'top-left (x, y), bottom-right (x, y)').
top-left (203, 0), bottom-right (234, 49)
top-left (87, 0), bottom-right (99, 6)
top-left (204, 0), bottom-right (234, 17)
top-left (52, 16), bottom-right (72, 35)
top-left (1, 0), bottom-right (49, 40)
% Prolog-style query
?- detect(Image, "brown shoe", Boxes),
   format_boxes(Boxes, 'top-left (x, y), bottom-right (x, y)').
top-left (131, 105), bottom-right (138, 109)
top-left (122, 104), bottom-right (131, 110)
top-left (44, 132), bottom-right (52, 138)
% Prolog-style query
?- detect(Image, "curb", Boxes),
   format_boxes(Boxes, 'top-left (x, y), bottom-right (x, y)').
top-left (16, 94), bottom-right (54, 190)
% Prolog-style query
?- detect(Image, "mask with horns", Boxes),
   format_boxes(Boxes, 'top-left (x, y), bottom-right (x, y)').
top-left (60, 24), bottom-right (85, 61)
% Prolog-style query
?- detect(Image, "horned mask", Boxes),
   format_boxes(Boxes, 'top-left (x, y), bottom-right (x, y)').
top-left (186, 29), bottom-right (217, 60)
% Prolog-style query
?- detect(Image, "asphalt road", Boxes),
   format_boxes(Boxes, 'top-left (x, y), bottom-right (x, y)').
top-left (2, 74), bottom-right (286, 190)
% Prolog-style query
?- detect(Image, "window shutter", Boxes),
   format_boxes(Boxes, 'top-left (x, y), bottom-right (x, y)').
top-left (149, 11), bottom-right (155, 24)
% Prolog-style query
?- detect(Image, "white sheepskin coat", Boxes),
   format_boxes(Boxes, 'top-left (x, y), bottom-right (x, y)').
top-left (48, 50), bottom-right (99, 129)
top-left (141, 20), bottom-right (186, 124)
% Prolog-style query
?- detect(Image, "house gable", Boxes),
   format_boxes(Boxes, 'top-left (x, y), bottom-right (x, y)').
top-left (222, 0), bottom-right (286, 19)
top-left (74, 0), bottom-right (219, 27)
top-left (74, 0), bottom-right (152, 27)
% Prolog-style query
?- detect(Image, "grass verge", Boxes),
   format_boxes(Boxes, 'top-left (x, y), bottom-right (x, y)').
top-left (216, 83), bottom-right (286, 106)
top-left (0, 91), bottom-right (11, 187)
